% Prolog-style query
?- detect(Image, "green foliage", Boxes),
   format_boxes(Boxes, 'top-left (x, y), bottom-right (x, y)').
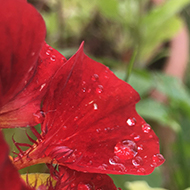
top-left (139, 0), bottom-right (190, 62)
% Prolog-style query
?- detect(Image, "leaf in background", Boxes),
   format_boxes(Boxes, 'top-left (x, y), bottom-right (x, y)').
top-left (139, 0), bottom-right (190, 62)
top-left (153, 73), bottom-right (190, 118)
top-left (136, 98), bottom-right (181, 132)
top-left (97, 0), bottom-right (119, 19)
top-left (140, 17), bottom-right (182, 63)
top-left (128, 69), bottom-right (153, 97)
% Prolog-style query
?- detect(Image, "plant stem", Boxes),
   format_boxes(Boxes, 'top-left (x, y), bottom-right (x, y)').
top-left (125, 47), bottom-right (138, 82)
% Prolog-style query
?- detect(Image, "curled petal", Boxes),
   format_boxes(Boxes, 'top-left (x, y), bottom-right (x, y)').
top-left (14, 43), bottom-right (164, 175)
top-left (0, 131), bottom-right (32, 190)
top-left (0, 42), bottom-right (67, 128)
top-left (0, 0), bottom-right (46, 107)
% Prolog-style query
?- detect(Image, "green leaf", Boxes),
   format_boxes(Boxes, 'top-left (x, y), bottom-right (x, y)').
top-left (97, 0), bottom-right (119, 19)
top-left (140, 16), bottom-right (182, 62)
top-left (128, 69), bottom-right (153, 97)
top-left (136, 98), bottom-right (181, 132)
top-left (153, 73), bottom-right (190, 118)
top-left (139, 0), bottom-right (190, 62)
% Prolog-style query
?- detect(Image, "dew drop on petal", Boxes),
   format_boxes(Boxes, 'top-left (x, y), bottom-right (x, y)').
top-left (62, 125), bottom-right (67, 130)
top-left (96, 85), bottom-right (103, 94)
top-left (142, 123), bottom-right (151, 133)
top-left (33, 110), bottom-right (45, 123)
top-left (93, 103), bottom-right (98, 110)
top-left (91, 74), bottom-right (99, 81)
top-left (149, 134), bottom-right (153, 138)
top-left (152, 154), bottom-right (165, 166)
top-left (137, 167), bottom-right (146, 174)
top-left (74, 116), bottom-right (78, 121)
top-left (98, 164), bottom-right (108, 170)
top-left (138, 145), bottom-right (143, 151)
top-left (126, 117), bottom-right (136, 126)
top-left (46, 50), bottom-right (51, 55)
top-left (71, 183), bottom-right (76, 188)
top-left (39, 83), bottom-right (46, 91)
top-left (134, 135), bottom-right (140, 141)
top-left (82, 87), bottom-right (86, 92)
top-left (114, 140), bottom-right (137, 160)
top-left (50, 55), bottom-right (56, 61)
top-left (87, 88), bottom-right (91, 93)
top-left (87, 160), bottom-right (93, 166)
top-left (49, 46), bottom-right (53, 51)
top-left (31, 52), bottom-right (35, 56)
top-left (82, 81), bottom-right (86, 85)
top-left (132, 156), bottom-right (143, 167)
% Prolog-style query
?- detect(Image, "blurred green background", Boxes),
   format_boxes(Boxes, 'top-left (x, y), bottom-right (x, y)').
top-left (3, 0), bottom-right (190, 189)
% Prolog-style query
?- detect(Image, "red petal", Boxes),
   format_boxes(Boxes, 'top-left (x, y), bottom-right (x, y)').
top-left (54, 166), bottom-right (119, 190)
top-left (0, 0), bottom-right (46, 107)
top-left (19, 43), bottom-right (164, 175)
top-left (0, 42), bottom-right (67, 128)
top-left (0, 131), bottom-right (33, 190)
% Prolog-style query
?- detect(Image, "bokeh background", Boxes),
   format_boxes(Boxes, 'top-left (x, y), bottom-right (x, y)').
top-left (3, 0), bottom-right (190, 189)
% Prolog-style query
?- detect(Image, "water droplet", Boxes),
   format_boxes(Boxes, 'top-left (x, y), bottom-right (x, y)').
top-left (91, 74), bottom-right (99, 81)
top-left (109, 158), bottom-right (126, 171)
top-left (62, 125), bottom-right (67, 130)
top-left (149, 135), bottom-right (153, 138)
top-left (96, 128), bottom-right (101, 133)
top-left (46, 50), bottom-right (51, 55)
top-left (104, 127), bottom-right (111, 132)
top-left (77, 183), bottom-right (92, 190)
top-left (134, 135), bottom-right (140, 141)
top-left (152, 154), bottom-right (165, 166)
top-left (33, 110), bottom-right (45, 123)
top-left (50, 55), bottom-right (56, 61)
top-left (132, 156), bottom-right (143, 167)
top-left (142, 123), bottom-right (151, 133)
top-left (137, 167), bottom-right (146, 174)
top-left (31, 52), bottom-right (35, 56)
top-left (71, 183), bottom-right (76, 188)
top-left (96, 85), bottom-right (103, 94)
top-left (74, 116), bottom-right (78, 121)
top-left (87, 160), bottom-right (93, 166)
top-left (49, 47), bottom-right (53, 51)
top-left (98, 164), bottom-right (108, 170)
top-left (138, 145), bottom-right (143, 151)
top-left (126, 118), bottom-right (136, 126)
top-left (39, 83), bottom-right (46, 91)
top-left (93, 103), bottom-right (98, 110)
top-left (87, 89), bottom-right (91, 93)
top-left (82, 87), bottom-right (86, 92)
top-left (82, 81), bottom-right (86, 85)
top-left (114, 140), bottom-right (137, 160)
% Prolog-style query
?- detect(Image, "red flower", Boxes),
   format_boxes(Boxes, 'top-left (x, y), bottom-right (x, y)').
top-left (0, 0), bottom-right (66, 128)
top-left (13, 43), bottom-right (164, 176)
top-left (0, 131), bottom-right (33, 190)
top-left (0, 0), bottom-right (164, 189)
